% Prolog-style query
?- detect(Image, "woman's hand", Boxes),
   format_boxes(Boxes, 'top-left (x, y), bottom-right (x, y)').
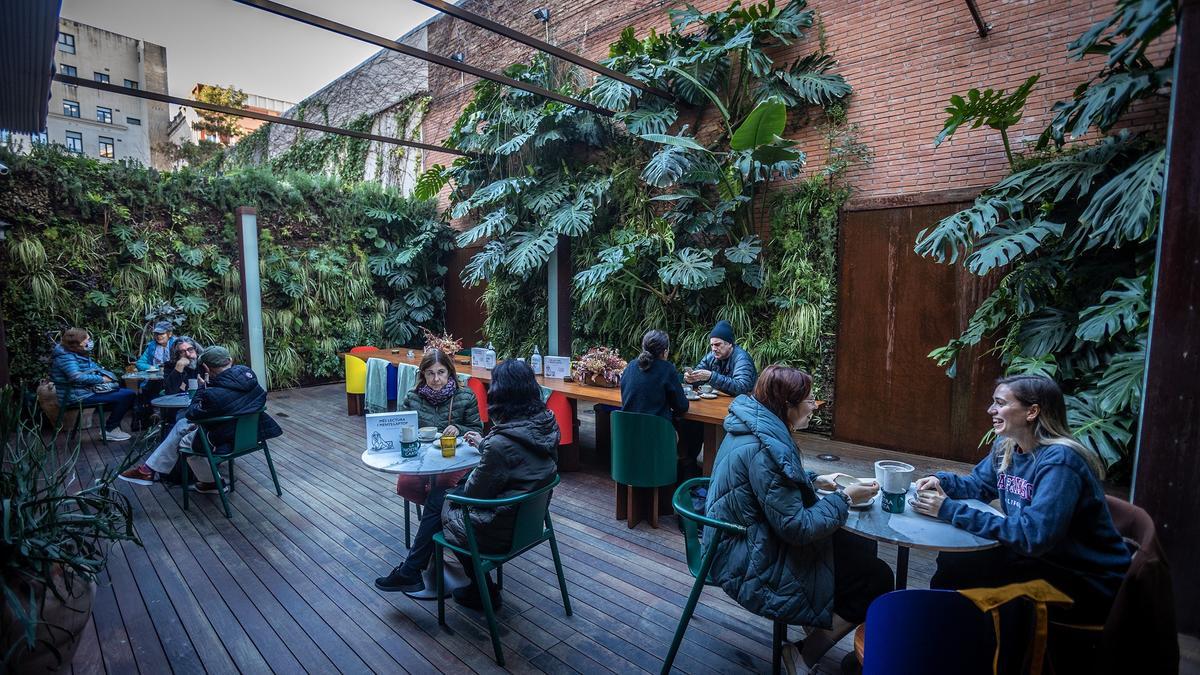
top-left (814, 473), bottom-right (845, 491)
top-left (915, 475), bottom-right (942, 492)
top-left (442, 424), bottom-right (460, 437)
top-left (844, 481), bottom-right (879, 504)
top-left (911, 482), bottom-right (948, 518)
top-left (463, 431), bottom-right (483, 447)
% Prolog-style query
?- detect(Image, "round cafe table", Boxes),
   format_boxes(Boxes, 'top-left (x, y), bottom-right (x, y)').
top-left (840, 484), bottom-right (1002, 589)
top-left (362, 438), bottom-right (481, 600)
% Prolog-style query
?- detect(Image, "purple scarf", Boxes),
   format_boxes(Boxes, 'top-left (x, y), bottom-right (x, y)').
top-left (417, 379), bottom-right (457, 406)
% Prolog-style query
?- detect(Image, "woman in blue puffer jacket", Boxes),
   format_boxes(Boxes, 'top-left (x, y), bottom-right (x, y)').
top-left (704, 365), bottom-right (893, 672)
top-left (49, 327), bottom-right (136, 442)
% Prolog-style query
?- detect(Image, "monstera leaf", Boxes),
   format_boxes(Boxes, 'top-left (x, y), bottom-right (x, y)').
top-left (657, 248), bottom-right (726, 289)
top-left (731, 98), bottom-right (787, 150)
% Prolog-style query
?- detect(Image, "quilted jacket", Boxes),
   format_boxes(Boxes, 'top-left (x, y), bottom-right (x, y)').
top-left (703, 394), bottom-right (849, 627)
top-left (399, 385), bottom-right (483, 436)
top-left (441, 409), bottom-right (559, 553)
top-left (694, 344), bottom-right (758, 395)
top-left (185, 365), bottom-right (283, 450)
top-left (49, 344), bottom-right (118, 406)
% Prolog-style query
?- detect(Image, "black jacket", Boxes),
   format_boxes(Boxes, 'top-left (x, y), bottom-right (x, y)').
top-left (163, 362), bottom-right (200, 395)
top-left (619, 358), bottom-right (689, 421)
top-left (185, 365), bottom-right (283, 450)
top-left (441, 409), bottom-right (559, 553)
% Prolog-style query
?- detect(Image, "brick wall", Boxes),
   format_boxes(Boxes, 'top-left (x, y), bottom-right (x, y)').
top-left (418, 0), bottom-right (1166, 212)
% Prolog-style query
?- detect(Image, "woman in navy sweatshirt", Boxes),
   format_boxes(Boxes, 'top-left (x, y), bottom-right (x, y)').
top-left (619, 329), bottom-right (689, 422)
top-left (911, 375), bottom-right (1130, 623)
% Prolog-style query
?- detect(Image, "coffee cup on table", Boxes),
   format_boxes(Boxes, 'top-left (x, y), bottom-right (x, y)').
top-left (418, 426), bottom-right (438, 443)
top-left (874, 460), bottom-right (916, 513)
top-left (700, 384), bottom-right (714, 395)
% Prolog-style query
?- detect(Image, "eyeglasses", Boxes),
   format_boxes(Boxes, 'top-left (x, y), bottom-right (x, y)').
top-left (182, 347), bottom-right (197, 354)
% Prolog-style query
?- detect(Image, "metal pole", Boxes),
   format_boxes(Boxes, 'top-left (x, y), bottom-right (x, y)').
top-left (235, 207), bottom-right (268, 389)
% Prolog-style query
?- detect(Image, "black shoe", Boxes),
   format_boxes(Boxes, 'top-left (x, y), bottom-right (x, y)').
top-left (452, 579), bottom-right (502, 610)
top-left (374, 566), bottom-right (424, 593)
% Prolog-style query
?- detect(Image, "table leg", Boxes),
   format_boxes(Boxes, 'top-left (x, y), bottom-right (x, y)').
top-left (405, 551), bottom-right (471, 601)
top-left (895, 545), bottom-right (910, 590)
top-left (701, 423), bottom-right (725, 476)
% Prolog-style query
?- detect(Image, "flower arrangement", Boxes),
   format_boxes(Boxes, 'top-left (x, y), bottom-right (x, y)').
top-left (421, 327), bottom-right (463, 357)
top-left (571, 347), bottom-right (627, 387)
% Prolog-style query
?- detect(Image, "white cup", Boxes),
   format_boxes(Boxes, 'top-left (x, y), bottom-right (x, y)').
top-left (187, 378), bottom-right (198, 391)
top-left (401, 426), bottom-right (416, 443)
top-left (874, 460), bottom-right (916, 494)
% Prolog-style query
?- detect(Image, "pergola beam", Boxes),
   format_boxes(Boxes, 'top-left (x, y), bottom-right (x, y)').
top-left (407, 0), bottom-right (674, 102)
top-left (232, 0), bottom-right (614, 117)
top-left (53, 74), bottom-right (472, 156)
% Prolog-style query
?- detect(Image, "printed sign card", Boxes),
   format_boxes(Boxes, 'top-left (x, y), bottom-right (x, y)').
top-left (365, 410), bottom-right (418, 454)
top-left (471, 347), bottom-right (486, 368)
top-left (543, 355), bottom-right (571, 379)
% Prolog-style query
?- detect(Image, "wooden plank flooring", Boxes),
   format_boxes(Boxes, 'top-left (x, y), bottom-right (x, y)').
top-left (73, 384), bottom-right (966, 674)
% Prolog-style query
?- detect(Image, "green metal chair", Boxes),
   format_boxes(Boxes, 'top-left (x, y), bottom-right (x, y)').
top-left (180, 408), bottom-right (283, 518)
top-left (433, 474), bottom-right (572, 666)
top-left (662, 477), bottom-right (790, 675)
top-left (611, 410), bottom-right (677, 528)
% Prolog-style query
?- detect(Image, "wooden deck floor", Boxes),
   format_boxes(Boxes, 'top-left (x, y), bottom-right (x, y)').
top-left (71, 384), bottom-right (961, 674)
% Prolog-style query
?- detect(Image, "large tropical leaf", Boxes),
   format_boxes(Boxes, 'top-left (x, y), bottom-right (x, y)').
top-left (461, 240), bottom-right (508, 286)
top-left (639, 132), bottom-right (710, 153)
top-left (574, 245), bottom-right (631, 304)
top-left (657, 248), bottom-right (726, 289)
top-left (1095, 343), bottom-right (1146, 413)
top-left (618, 101), bottom-right (679, 136)
top-left (413, 164), bottom-right (450, 201)
top-left (723, 235), bottom-right (762, 264)
top-left (964, 218), bottom-right (1064, 275)
top-left (769, 52), bottom-right (852, 108)
top-left (1075, 276), bottom-right (1149, 343)
top-left (731, 98), bottom-right (787, 150)
top-left (1066, 392), bottom-right (1132, 469)
top-left (641, 145), bottom-right (692, 188)
top-left (936, 74), bottom-right (1039, 146)
top-left (171, 268), bottom-right (209, 290)
top-left (1068, 0), bottom-right (1175, 69)
top-left (523, 177), bottom-right (571, 214)
top-left (589, 76), bottom-right (636, 111)
top-left (914, 196), bottom-right (1023, 264)
top-left (1074, 147), bottom-right (1165, 251)
top-left (547, 199), bottom-right (595, 236)
top-left (456, 207), bottom-right (517, 247)
top-left (504, 228), bottom-right (559, 278)
top-left (1016, 309), bottom-right (1075, 357)
top-left (1042, 68), bottom-right (1170, 146)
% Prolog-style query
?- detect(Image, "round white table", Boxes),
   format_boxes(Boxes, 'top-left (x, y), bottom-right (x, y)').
top-left (841, 484), bottom-right (1002, 589)
top-left (361, 439), bottom-right (481, 600)
top-left (150, 392), bottom-right (192, 409)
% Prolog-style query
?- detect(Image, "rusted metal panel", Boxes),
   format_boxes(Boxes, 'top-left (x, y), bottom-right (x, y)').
top-left (834, 202), bottom-right (1000, 462)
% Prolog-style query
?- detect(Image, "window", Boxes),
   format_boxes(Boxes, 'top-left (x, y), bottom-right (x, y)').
top-left (60, 64), bottom-right (76, 77)
top-left (96, 106), bottom-right (112, 124)
top-left (0, 129), bottom-right (10, 147)
top-left (58, 33), bottom-right (75, 54)
top-left (126, 117), bottom-right (141, 126)
top-left (31, 132), bottom-right (47, 145)
top-left (65, 131), bottom-right (83, 154)
top-left (94, 72), bottom-right (109, 84)
top-left (98, 136), bottom-right (115, 158)
top-left (63, 100), bottom-right (80, 118)
top-left (124, 79), bottom-right (138, 90)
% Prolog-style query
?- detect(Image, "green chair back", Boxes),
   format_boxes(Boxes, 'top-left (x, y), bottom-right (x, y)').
top-left (611, 410), bottom-right (677, 488)
top-left (506, 478), bottom-right (556, 556)
top-left (671, 477), bottom-right (746, 579)
top-left (183, 407), bottom-right (283, 518)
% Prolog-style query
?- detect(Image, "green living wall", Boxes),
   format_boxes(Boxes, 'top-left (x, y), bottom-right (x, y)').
top-left (0, 145), bottom-right (454, 389)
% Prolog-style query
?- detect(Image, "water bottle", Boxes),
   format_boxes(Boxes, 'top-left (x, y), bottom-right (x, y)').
top-left (483, 342), bottom-right (497, 370)
top-left (187, 378), bottom-right (199, 400)
top-left (530, 345), bottom-right (543, 375)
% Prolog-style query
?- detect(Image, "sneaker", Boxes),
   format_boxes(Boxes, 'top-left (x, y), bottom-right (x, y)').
top-left (452, 579), bottom-right (503, 610)
top-left (101, 428), bottom-right (131, 442)
top-left (782, 641), bottom-right (811, 675)
top-left (118, 464), bottom-right (159, 486)
top-left (190, 481), bottom-right (229, 494)
top-left (374, 566), bottom-right (424, 593)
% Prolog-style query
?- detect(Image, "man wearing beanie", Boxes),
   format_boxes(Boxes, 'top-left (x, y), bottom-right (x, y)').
top-left (679, 320), bottom-right (758, 474)
top-left (121, 345), bottom-right (281, 493)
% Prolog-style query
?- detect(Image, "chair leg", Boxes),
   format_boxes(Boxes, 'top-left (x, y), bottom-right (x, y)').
top-left (435, 542), bottom-right (446, 626)
top-left (772, 621), bottom-right (787, 675)
top-left (661, 577), bottom-right (707, 675)
top-left (547, 526), bottom-right (571, 617)
top-left (262, 446), bottom-right (282, 497)
top-left (474, 555), bottom-right (505, 666)
top-left (211, 457), bottom-right (232, 518)
top-left (228, 457), bottom-right (236, 492)
top-left (650, 487), bottom-right (660, 529)
top-left (495, 564), bottom-right (503, 593)
top-left (615, 482), bottom-right (628, 521)
top-left (404, 499), bottom-right (412, 548)
top-left (627, 485), bottom-right (640, 529)
top-left (96, 406), bottom-right (107, 444)
top-left (181, 457), bottom-right (191, 511)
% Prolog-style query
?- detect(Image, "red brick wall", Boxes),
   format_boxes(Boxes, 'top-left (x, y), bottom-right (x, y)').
top-left (418, 0), bottom-right (1166, 212)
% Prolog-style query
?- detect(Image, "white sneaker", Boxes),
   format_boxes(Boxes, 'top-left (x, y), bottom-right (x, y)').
top-left (782, 641), bottom-right (811, 675)
top-left (101, 428), bottom-right (131, 442)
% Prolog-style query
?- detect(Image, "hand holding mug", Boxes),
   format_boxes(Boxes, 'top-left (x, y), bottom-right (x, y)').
top-left (914, 475), bottom-right (942, 492)
top-left (685, 369), bottom-right (712, 384)
top-left (911, 482), bottom-right (947, 518)
top-left (814, 473), bottom-right (845, 491)
top-left (464, 431), bottom-right (483, 447)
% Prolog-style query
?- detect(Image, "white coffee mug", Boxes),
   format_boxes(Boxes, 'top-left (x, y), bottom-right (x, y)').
top-left (401, 426), bottom-right (416, 443)
top-left (873, 460), bottom-right (916, 494)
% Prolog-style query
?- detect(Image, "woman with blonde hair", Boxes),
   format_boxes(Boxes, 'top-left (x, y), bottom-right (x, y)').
top-left (912, 375), bottom-right (1131, 623)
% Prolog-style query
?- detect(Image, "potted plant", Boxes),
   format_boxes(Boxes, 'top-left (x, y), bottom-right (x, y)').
top-left (1, 387), bottom-right (144, 671)
top-left (421, 327), bottom-right (465, 361)
top-left (571, 347), bottom-right (627, 388)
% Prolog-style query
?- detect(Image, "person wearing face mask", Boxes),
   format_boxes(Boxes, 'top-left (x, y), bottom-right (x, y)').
top-left (703, 365), bottom-right (893, 673)
top-left (136, 321), bottom-right (177, 371)
top-left (49, 327), bottom-right (136, 442)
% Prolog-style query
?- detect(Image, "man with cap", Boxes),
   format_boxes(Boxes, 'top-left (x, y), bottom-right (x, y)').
top-left (120, 346), bottom-right (282, 493)
top-left (136, 321), bottom-right (177, 371)
top-left (678, 320), bottom-right (759, 475)
top-left (683, 319), bottom-right (758, 395)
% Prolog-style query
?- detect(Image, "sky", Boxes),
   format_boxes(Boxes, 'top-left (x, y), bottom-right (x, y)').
top-left (60, 0), bottom-right (439, 105)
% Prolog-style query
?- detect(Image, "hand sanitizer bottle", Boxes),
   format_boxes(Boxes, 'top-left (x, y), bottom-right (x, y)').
top-left (484, 342), bottom-right (497, 370)
top-left (530, 345), bottom-right (543, 375)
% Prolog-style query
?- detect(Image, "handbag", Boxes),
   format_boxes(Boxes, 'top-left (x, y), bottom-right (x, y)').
top-left (90, 381), bottom-right (118, 394)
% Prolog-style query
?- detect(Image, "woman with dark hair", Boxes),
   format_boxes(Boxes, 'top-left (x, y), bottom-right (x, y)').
top-left (375, 349), bottom-right (483, 594)
top-left (442, 359), bottom-right (559, 608)
top-left (913, 375), bottom-right (1130, 623)
top-left (400, 349), bottom-right (482, 437)
top-left (49, 327), bottom-right (137, 441)
top-left (704, 365), bottom-right (893, 672)
top-left (619, 329), bottom-right (689, 422)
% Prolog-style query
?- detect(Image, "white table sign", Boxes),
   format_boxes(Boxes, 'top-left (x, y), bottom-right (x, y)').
top-left (543, 355), bottom-right (571, 379)
top-left (471, 347), bottom-right (486, 368)
top-left (365, 410), bottom-right (417, 454)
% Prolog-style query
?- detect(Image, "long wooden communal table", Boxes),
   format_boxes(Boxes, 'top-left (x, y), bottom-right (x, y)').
top-left (344, 348), bottom-right (733, 476)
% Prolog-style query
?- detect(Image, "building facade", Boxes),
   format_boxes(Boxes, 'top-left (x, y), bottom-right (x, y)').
top-left (167, 85), bottom-right (294, 149)
top-left (14, 18), bottom-right (173, 168)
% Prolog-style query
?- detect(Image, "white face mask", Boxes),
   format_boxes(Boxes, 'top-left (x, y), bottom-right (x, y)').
top-left (84, 339), bottom-right (95, 351)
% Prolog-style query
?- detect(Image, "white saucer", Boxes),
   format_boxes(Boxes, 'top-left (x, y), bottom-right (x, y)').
top-left (849, 494), bottom-right (878, 509)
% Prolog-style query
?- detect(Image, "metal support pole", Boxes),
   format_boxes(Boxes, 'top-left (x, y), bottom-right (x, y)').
top-left (236, 207), bottom-right (268, 389)
top-left (546, 236), bottom-right (572, 356)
